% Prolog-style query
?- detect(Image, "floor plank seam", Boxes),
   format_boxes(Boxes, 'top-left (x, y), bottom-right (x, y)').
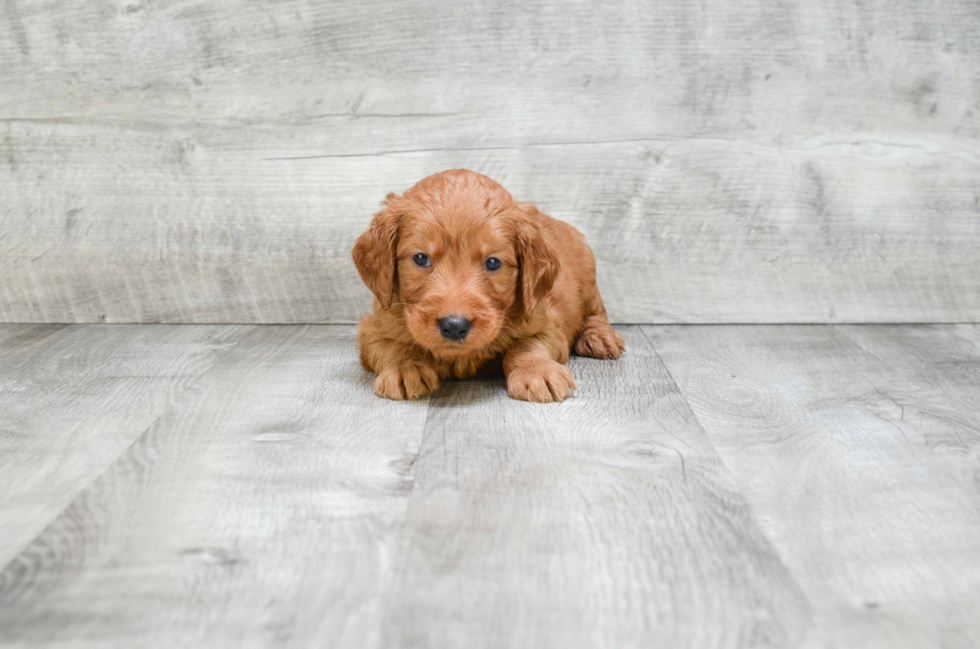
top-left (374, 391), bottom-right (435, 649)
top-left (636, 325), bottom-right (819, 630)
top-left (0, 325), bottom-right (257, 576)
top-left (638, 325), bottom-right (755, 505)
top-left (4, 324), bottom-right (979, 646)
top-left (830, 325), bottom-right (917, 381)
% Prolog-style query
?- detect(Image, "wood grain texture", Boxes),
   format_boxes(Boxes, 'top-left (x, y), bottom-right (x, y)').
top-left (836, 323), bottom-right (980, 497)
top-left (645, 325), bottom-right (980, 649)
top-left (2, 0), bottom-right (980, 323)
top-left (382, 326), bottom-right (811, 649)
top-left (0, 323), bottom-right (249, 569)
top-left (0, 325), bottom-right (430, 649)
top-left (3, 324), bottom-right (980, 646)
top-left (836, 324), bottom-right (980, 392)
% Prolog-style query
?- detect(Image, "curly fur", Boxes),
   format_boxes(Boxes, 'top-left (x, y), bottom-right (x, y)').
top-left (352, 169), bottom-right (624, 402)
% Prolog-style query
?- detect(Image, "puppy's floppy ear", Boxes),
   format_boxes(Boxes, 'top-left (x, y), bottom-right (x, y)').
top-left (512, 203), bottom-right (560, 320)
top-left (352, 193), bottom-right (405, 309)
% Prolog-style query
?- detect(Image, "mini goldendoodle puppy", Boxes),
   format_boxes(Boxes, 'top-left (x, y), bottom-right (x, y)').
top-left (353, 169), bottom-right (624, 403)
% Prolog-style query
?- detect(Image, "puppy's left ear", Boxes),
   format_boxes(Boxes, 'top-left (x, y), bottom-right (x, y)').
top-left (513, 203), bottom-right (560, 320)
top-left (352, 193), bottom-right (406, 309)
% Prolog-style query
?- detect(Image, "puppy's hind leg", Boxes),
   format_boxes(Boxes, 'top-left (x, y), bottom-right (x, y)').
top-left (574, 290), bottom-right (625, 360)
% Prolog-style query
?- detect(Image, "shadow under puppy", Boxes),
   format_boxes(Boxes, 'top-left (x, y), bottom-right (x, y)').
top-left (353, 169), bottom-right (624, 403)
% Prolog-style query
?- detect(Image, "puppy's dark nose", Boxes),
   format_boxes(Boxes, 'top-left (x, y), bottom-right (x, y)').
top-left (438, 316), bottom-right (471, 341)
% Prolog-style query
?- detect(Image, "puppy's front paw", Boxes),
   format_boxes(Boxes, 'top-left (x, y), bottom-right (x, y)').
top-left (575, 324), bottom-right (626, 360)
top-left (375, 362), bottom-right (440, 400)
top-left (507, 360), bottom-right (577, 403)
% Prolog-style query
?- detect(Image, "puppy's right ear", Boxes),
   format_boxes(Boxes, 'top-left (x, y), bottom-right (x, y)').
top-left (352, 193), bottom-right (405, 309)
top-left (513, 203), bottom-right (561, 321)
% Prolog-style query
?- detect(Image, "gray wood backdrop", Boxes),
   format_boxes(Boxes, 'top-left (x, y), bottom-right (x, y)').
top-left (1, 0), bottom-right (979, 324)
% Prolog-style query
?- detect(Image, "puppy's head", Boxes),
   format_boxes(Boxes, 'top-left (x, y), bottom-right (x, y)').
top-left (352, 169), bottom-right (559, 358)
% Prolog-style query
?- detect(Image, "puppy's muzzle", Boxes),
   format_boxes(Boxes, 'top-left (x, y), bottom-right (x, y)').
top-left (438, 316), bottom-right (471, 341)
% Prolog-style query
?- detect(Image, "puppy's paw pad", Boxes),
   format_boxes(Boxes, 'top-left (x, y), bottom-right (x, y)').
top-left (575, 325), bottom-right (626, 360)
top-left (507, 361), bottom-right (577, 403)
top-left (375, 362), bottom-right (440, 400)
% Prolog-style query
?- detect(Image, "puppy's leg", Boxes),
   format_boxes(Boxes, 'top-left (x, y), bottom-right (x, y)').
top-left (359, 317), bottom-right (440, 401)
top-left (503, 329), bottom-right (577, 403)
top-left (574, 290), bottom-right (625, 360)
top-left (575, 313), bottom-right (626, 359)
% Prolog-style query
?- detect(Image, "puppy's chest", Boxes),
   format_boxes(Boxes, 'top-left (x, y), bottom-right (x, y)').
top-left (435, 353), bottom-right (504, 380)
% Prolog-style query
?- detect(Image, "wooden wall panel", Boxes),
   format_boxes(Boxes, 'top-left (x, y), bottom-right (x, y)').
top-left (2, 0), bottom-right (979, 322)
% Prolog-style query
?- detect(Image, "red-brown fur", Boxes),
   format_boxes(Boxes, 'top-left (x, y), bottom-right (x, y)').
top-left (352, 169), bottom-right (624, 402)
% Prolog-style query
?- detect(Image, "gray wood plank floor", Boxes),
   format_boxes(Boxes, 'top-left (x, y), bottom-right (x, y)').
top-left (645, 325), bottom-right (980, 649)
top-left (0, 324), bottom-right (251, 570)
top-left (1, 324), bottom-right (978, 648)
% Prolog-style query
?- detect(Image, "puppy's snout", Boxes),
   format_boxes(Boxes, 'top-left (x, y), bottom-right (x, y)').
top-left (438, 315), bottom-right (471, 341)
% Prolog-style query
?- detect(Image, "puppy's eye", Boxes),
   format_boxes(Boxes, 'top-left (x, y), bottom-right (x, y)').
top-left (484, 257), bottom-right (502, 271)
top-left (412, 253), bottom-right (431, 268)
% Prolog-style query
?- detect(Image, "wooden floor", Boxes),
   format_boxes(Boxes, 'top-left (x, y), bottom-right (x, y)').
top-left (1, 324), bottom-right (978, 648)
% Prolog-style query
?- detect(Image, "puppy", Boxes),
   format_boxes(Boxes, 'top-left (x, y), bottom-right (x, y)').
top-left (352, 169), bottom-right (624, 403)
